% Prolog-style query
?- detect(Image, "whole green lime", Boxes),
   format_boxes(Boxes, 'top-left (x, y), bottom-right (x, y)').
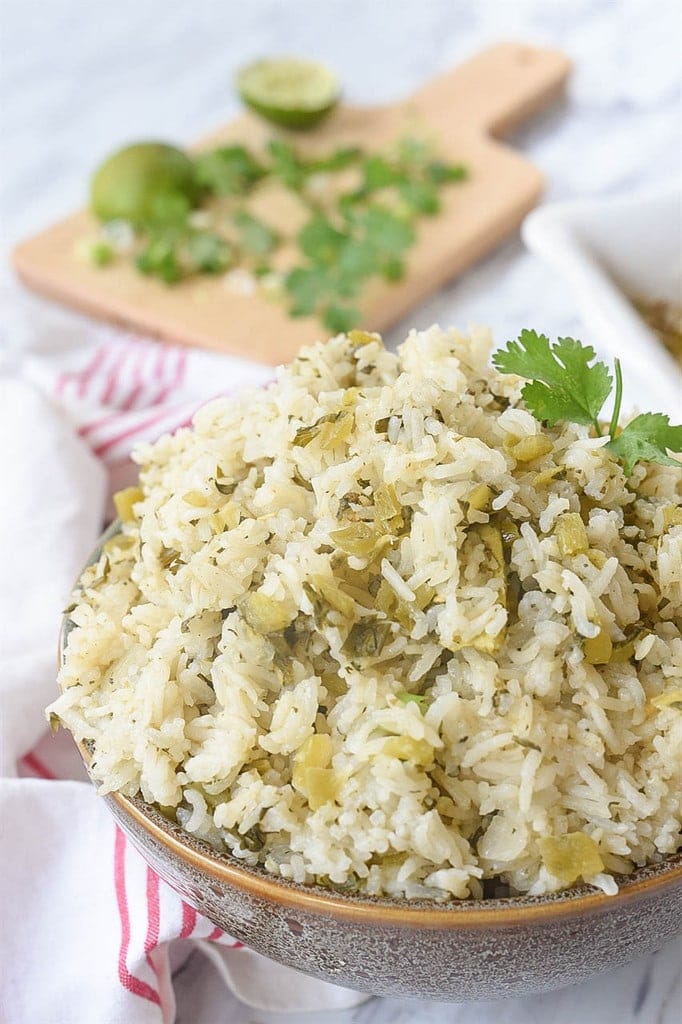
top-left (90, 142), bottom-right (197, 225)
top-left (237, 58), bottom-right (340, 130)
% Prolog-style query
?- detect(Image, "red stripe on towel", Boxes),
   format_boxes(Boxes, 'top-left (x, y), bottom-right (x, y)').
top-left (80, 348), bottom-right (177, 439)
top-left (79, 408), bottom-right (131, 438)
top-left (21, 752), bottom-right (56, 780)
top-left (153, 345), bottom-right (167, 383)
top-left (120, 346), bottom-right (151, 411)
top-left (144, 867), bottom-right (162, 983)
top-left (144, 868), bottom-right (161, 952)
top-left (55, 371), bottom-right (70, 397)
top-left (99, 345), bottom-right (133, 406)
top-left (55, 343), bottom-right (111, 399)
top-left (179, 902), bottom-right (197, 939)
top-left (114, 828), bottom-right (160, 1006)
top-left (93, 403), bottom-right (188, 457)
top-left (151, 348), bottom-right (187, 406)
top-left (78, 343), bottom-right (114, 399)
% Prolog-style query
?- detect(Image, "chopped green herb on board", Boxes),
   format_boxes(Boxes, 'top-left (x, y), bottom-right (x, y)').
top-left (232, 210), bottom-right (279, 256)
top-left (193, 145), bottom-right (266, 195)
top-left (87, 131), bottom-right (468, 330)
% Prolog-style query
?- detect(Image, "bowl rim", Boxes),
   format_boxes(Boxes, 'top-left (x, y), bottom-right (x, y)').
top-left (109, 784), bottom-right (682, 928)
top-left (63, 521), bottom-right (682, 929)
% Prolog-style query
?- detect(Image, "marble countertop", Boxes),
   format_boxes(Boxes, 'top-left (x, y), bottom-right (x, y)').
top-left (2, 0), bottom-right (680, 1021)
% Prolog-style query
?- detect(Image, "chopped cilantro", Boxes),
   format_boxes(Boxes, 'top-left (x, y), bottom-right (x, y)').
top-left (298, 215), bottom-right (347, 264)
top-left (267, 139), bottom-right (306, 190)
top-left (89, 131), bottom-right (469, 328)
top-left (336, 238), bottom-right (378, 287)
top-left (306, 147), bottom-right (362, 173)
top-left (362, 155), bottom-right (405, 191)
top-left (323, 304), bottom-right (361, 333)
top-left (396, 136), bottom-right (432, 166)
top-left (136, 233), bottom-right (183, 283)
top-left (381, 256), bottom-right (404, 281)
top-left (186, 231), bottom-right (232, 273)
top-left (232, 210), bottom-right (279, 256)
top-left (285, 266), bottom-right (331, 316)
top-left (193, 145), bottom-right (265, 195)
top-left (398, 180), bottom-right (440, 215)
top-left (89, 241), bottom-right (114, 266)
top-left (359, 206), bottom-right (415, 254)
top-left (426, 160), bottom-right (467, 184)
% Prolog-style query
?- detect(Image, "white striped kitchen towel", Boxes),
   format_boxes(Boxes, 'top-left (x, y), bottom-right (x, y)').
top-left (0, 293), bottom-right (366, 1024)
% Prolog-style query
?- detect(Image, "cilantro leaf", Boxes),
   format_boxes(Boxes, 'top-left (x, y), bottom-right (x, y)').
top-left (396, 136), bottom-right (432, 167)
top-left (298, 215), bottom-right (347, 265)
top-left (136, 234), bottom-right (183, 283)
top-left (232, 211), bottom-right (279, 256)
top-left (425, 160), bottom-right (467, 184)
top-left (284, 266), bottom-right (331, 316)
top-left (267, 139), bottom-right (305, 191)
top-left (337, 191), bottom-right (367, 221)
top-left (493, 330), bottom-right (682, 475)
top-left (398, 180), bottom-right (440, 215)
top-left (362, 156), bottom-right (405, 191)
top-left (360, 207), bottom-right (415, 254)
top-left (608, 413), bottom-right (682, 475)
top-left (492, 330), bottom-right (612, 430)
top-left (89, 241), bottom-right (114, 267)
top-left (306, 147), bottom-right (362, 174)
top-left (323, 304), bottom-right (360, 333)
top-left (186, 231), bottom-right (232, 273)
top-left (336, 238), bottom-right (379, 291)
top-left (193, 146), bottom-right (265, 195)
top-left (381, 256), bottom-right (404, 281)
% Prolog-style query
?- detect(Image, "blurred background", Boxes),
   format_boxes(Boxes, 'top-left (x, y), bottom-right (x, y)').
top-left (2, 2), bottom-right (680, 1022)
top-left (2, 0), bottom-right (680, 349)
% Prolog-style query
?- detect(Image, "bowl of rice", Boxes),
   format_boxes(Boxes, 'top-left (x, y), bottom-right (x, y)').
top-left (50, 326), bottom-right (682, 1000)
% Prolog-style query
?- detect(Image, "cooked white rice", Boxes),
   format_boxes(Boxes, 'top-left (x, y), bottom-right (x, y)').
top-left (49, 326), bottom-right (682, 900)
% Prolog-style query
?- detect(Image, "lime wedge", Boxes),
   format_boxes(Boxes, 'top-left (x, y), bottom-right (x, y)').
top-left (237, 57), bottom-right (340, 130)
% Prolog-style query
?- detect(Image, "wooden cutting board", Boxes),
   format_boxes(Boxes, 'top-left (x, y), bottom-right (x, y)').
top-left (12, 43), bottom-right (570, 365)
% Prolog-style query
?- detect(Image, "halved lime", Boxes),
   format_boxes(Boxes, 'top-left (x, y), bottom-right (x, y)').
top-left (237, 58), bottom-right (340, 131)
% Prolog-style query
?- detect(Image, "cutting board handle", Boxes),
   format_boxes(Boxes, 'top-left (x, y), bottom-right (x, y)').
top-left (408, 42), bottom-right (571, 137)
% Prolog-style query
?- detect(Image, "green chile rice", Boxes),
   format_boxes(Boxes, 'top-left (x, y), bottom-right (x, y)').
top-left (49, 326), bottom-right (682, 900)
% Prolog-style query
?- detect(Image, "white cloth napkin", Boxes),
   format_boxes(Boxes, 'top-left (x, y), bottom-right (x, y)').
top-left (0, 301), bottom-right (368, 1023)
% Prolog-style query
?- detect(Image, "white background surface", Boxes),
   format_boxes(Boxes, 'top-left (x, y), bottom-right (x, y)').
top-left (2, 0), bottom-right (681, 1021)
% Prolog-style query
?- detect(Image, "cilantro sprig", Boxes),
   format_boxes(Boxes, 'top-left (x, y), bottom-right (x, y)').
top-left (493, 330), bottom-right (682, 475)
top-left (609, 412), bottom-right (682, 476)
top-left (286, 206), bottom-right (416, 331)
top-left (493, 330), bottom-right (612, 433)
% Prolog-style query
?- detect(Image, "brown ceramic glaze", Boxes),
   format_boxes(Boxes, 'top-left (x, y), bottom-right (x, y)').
top-left (103, 790), bottom-right (682, 1000)
top-left (62, 527), bottom-right (682, 1000)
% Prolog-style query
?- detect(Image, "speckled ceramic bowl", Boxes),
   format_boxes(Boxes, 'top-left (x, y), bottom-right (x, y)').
top-left (61, 526), bottom-right (682, 1001)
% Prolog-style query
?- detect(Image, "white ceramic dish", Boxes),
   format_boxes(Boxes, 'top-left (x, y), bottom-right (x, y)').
top-left (522, 189), bottom-right (682, 418)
